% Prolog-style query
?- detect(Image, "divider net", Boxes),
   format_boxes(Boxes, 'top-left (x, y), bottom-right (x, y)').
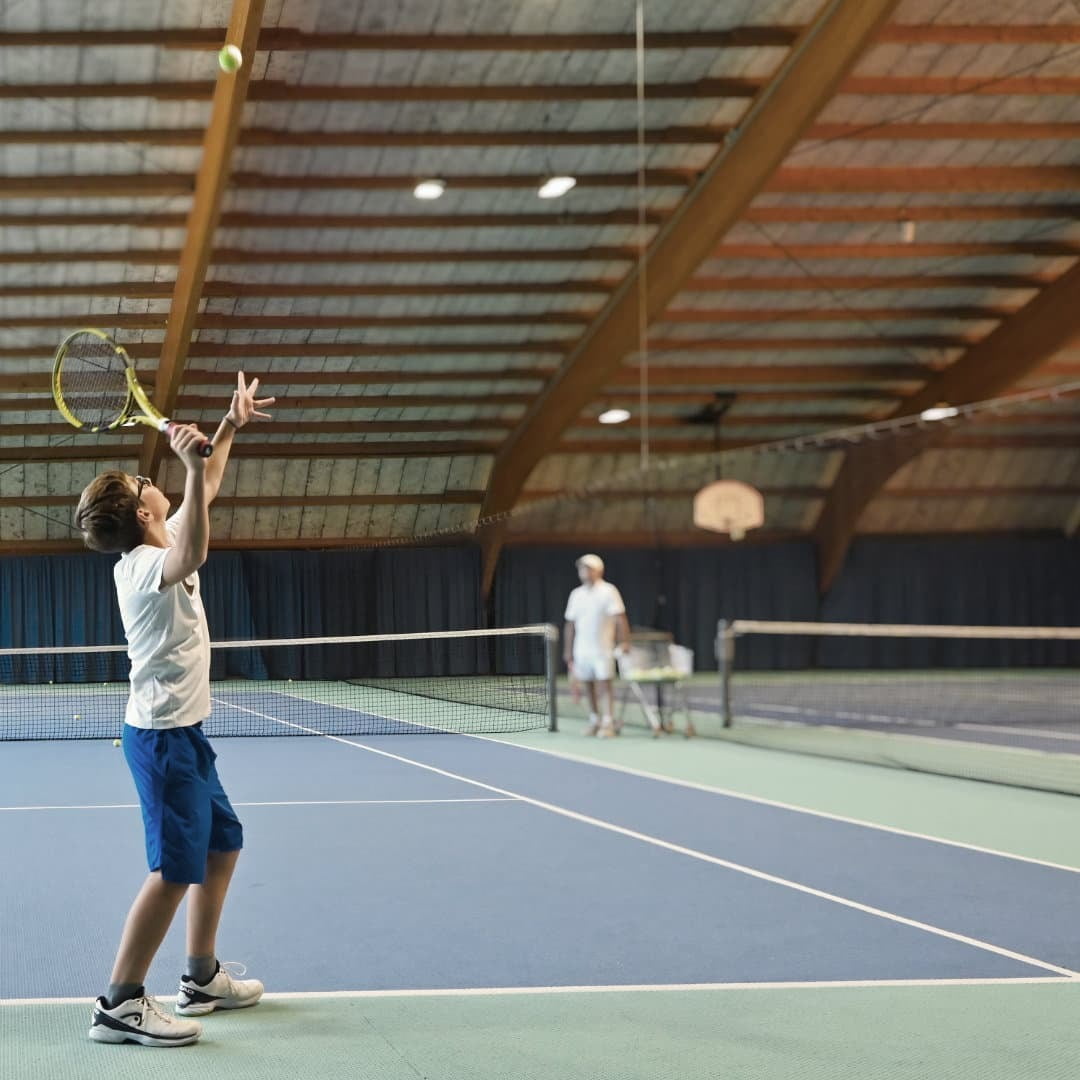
top-left (713, 619), bottom-right (1080, 796)
top-left (0, 625), bottom-right (560, 741)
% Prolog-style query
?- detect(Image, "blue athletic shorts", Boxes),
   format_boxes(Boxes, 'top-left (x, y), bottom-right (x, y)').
top-left (123, 722), bottom-right (243, 885)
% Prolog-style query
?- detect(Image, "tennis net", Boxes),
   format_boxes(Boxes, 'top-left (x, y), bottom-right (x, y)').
top-left (711, 620), bottom-right (1080, 796)
top-left (0, 625), bottom-right (559, 741)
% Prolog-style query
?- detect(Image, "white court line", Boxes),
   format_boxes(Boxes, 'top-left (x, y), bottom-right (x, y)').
top-left (957, 724), bottom-right (1080, 743)
top-left (240, 680), bottom-right (1080, 876)
top-left (475, 737), bottom-right (1080, 876)
top-left (0, 798), bottom-right (514, 812)
top-left (3, 976), bottom-right (1074, 1007)
top-left (739, 714), bottom-right (1080, 761)
top-left (222, 700), bottom-right (1080, 980)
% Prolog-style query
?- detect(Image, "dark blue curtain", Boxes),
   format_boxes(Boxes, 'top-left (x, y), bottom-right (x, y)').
top-left (6, 535), bottom-right (1080, 680)
top-left (820, 535), bottom-right (1080, 667)
top-left (492, 542), bottom-right (819, 670)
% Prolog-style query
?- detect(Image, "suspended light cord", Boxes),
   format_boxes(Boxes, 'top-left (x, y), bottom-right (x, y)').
top-left (634, 0), bottom-right (650, 475)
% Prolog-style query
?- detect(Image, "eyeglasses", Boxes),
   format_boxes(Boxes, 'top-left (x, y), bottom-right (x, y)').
top-left (134, 476), bottom-right (152, 499)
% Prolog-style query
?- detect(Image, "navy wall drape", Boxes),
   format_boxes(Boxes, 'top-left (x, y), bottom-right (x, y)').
top-left (3, 534), bottom-right (1078, 672)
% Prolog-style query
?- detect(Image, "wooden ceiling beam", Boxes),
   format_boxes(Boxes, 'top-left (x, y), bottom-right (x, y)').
top-left (8, 420), bottom-right (516, 438)
top-left (0, 280), bottom-right (615, 300)
top-left (6, 434), bottom-right (1073, 468)
top-left (0, 77), bottom-right (762, 102)
top-left (687, 273), bottom-right (1049, 292)
top-left (0, 368), bottom-right (553, 392)
top-left (662, 306), bottom-right (1016, 323)
top-left (0, 246), bottom-right (637, 266)
top-left (0, 392), bottom-right (533, 412)
top-left (8, 75), bottom-right (1078, 103)
top-left (840, 76), bottom-right (1080, 95)
top-left (814, 260), bottom-right (1080, 592)
top-left (17, 486), bottom-right (1075, 513)
top-left (0, 312), bottom-right (591, 331)
top-left (0, 27), bottom-right (801, 51)
top-left (5, 25), bottom-right (1078, 50)
top-left (713, 241), bottom-right (1079, 259)
top-left (604, 388), bottom-right (903, 402)
top-left (5, 120), bottom-right (1077, 148)
top-left (744, 204), bottom-right (1080, 224)
top-left (139, 0), bottom-right (266, 483)
top-left (553, 435), bottom-right (1079, 453)
top-left (478, 0), bottom-right (902, 592)
top-left (0, 209), bottom-right (671, 228)
top-left (0, 126), bottom-right (734, 148)
top-left (878, 25), bottom-right (1080, 44)
top-left (519, 484), bottom-right (1080, 501)
top-left (5, 170), bottom-right (1075, 202)
top-left (0, 492), bottom-right (486, 509)
top-left (647, 334), bottom-right (972, 351)
top-left (608, 363), bottom-right (927, 385)
top-left (765, 167), bottom-right (1080, 193)
top-left (2, 440), bottom-right (502, 464)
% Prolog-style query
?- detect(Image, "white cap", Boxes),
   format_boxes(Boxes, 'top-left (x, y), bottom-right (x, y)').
top-left (576, 553), bottom-right (604, 573)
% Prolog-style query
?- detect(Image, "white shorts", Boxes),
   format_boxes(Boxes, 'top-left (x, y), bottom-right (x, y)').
top-left (572, 655), bottom-right (614, 682)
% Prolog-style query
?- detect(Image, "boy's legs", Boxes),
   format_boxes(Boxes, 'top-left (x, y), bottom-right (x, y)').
top-left (186, 848), bottom-right (240, 978)
top-left (108, 872), bottom-right (188, 1003)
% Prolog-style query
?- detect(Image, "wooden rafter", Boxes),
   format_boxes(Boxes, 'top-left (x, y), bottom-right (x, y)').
top-left (814, 260), bottom-right (1080, 592)
top-left (8, 75), bottom-right (1079, 103)
top-left (0, 281), bottom-right (616, 299)
top-left (687, 273), bottom-right (1050, 292)
top-left (2, 168), bottom-right (1075, 200)
top-left (477, 0), bottom-right (902, 593)
top-left (661, 306), bottom-right (1017, 323)
top-left (0, 246), bottom-right (638, 266)
top-left (138, 0), bottom-right (265, 482)
top-left (2, 24), bottom-right (1077, 49)
top-left (712, 241), bottom-right (1079, 259)
top-left (5, 121), bottom-right (1079, 148)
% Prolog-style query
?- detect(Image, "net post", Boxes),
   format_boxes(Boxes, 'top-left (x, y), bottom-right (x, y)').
top-left (717, 619), bottom-right (734, 728)
top-left (545, 624), bottom-right (559, 732)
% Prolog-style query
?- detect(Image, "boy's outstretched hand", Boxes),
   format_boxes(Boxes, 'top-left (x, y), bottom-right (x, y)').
top-left (226, 371), bottom-right (275, 429)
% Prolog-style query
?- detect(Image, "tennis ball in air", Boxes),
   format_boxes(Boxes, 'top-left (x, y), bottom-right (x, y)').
top-left (113, 738), bottom-right (122, 748)
top-left (218, 44), bottom-right (243, 73)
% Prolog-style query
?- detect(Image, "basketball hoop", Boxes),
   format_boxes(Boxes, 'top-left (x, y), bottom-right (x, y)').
top-left (693, 480), bottom-right (764, 540)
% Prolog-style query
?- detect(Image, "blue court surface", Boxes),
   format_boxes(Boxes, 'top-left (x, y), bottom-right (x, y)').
top-left (2, 725), bottom-right (1078, 1003)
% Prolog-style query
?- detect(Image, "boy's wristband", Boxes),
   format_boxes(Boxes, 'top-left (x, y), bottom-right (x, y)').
top-left (223, 415), bottom-right (240, 430)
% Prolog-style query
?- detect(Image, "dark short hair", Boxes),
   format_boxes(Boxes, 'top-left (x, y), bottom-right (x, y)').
top-left (74, 471), bottom-right (145, 553)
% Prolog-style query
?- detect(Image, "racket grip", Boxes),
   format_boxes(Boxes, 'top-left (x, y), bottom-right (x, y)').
top-left (163, 421), bottom-right (214, 458)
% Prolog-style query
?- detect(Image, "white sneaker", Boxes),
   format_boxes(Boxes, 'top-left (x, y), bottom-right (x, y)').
top-left (176, 961), bottom-right (264, 1016)
top-left (89, 993), bottom-right (202, 1047)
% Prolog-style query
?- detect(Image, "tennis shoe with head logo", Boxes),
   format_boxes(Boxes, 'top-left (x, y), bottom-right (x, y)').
top-left (89, 992), bottom-right (202, 1047)
top-left (176, 961), bottom-right (264, 1016)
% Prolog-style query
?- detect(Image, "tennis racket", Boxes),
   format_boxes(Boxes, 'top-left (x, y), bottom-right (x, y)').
top-left (52, 328), bottom-right (212, 457)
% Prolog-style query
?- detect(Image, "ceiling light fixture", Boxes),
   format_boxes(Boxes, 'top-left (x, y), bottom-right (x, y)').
top-left (538, 175), bottom-right (577, 199)
top-left (414, 178), bottom-right (446, 200)
top-left (598, 408), bottom-right (632, 425)
top-left (920, 404), bottom-right (960, 422)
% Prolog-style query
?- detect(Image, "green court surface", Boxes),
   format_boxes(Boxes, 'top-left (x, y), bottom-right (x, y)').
top-left (3, 983), bottom-right (1080, 1080)
top-left (3, 725), bottom-right (1078, 1080)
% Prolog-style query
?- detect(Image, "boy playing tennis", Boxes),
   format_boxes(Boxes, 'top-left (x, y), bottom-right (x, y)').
top-left (75, 373), bottom-right (273, 1047)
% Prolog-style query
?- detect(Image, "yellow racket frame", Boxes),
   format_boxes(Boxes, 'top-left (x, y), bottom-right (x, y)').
top-left (52, 327), bottom-right (168, 435)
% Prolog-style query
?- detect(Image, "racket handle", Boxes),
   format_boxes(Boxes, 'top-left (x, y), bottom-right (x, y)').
top-left (163, 421), bottom-right (214, 458)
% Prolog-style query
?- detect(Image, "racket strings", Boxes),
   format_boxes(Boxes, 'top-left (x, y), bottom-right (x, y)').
top-left (59, 335), bottom-right (131, 429)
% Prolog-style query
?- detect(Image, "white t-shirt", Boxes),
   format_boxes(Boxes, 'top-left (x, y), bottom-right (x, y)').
top-left (564, 581), bottom-right (625, 659)
top-left (114, 505), bottom-right (211, 729)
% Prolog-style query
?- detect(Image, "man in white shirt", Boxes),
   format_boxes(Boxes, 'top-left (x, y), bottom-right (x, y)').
top-left (564, 554), bottom-right (630, 737)
top-left (75, 373), bottom-right (273, 1048)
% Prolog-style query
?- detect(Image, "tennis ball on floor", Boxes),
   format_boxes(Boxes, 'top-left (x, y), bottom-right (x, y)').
top-left (113, 738), bottom-right (122, 747)
top-left (218, 44), bottom-right (243, 73)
